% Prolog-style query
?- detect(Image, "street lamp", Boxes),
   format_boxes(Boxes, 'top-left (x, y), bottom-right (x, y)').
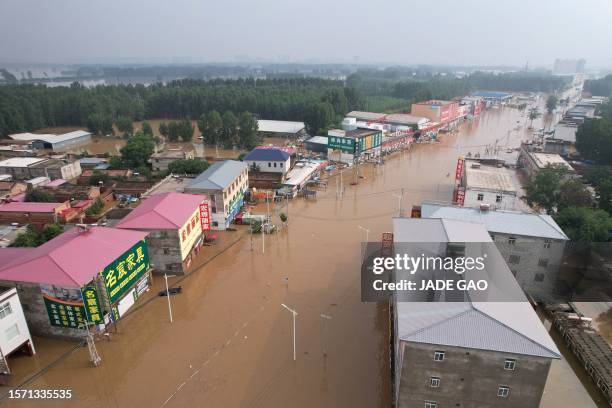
top-left (281, 303), bottom-right (298, 361)
top-left (164, 273), bottom-right (176, 323)
top-left (320, 313), bottom-right (332, 356)
top-left (358, 225), bottom-right (370, 262)
top-left (392, 189), bottom-right (404, 217)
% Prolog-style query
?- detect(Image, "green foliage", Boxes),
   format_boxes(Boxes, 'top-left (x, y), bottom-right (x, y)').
top-left (25, 189), bottom-right (55, 203)
top-left (167, 159), bottom-right (209, 175)
top-left (576, 116), bottom-right (612, 165)
top-left (238, 112), bottom-right (259, 149)
top-left (10, 223), bottom-right (63, 247)
top-left (304, 102), bottom-right (335, 135)
top-left (546, 95), bottom-right (558, 114)
top-left (87, 112), bottom-right (114, 135)
top-left (249, 162), bottom-right (261, 172)
top-left (221, 111), bottom-right (239, 148)
top-left (159, 122), bottom-right (169, 137)
top-left (41, 223), bottom-right (63, 242)
top-left (108, 156), bottom-right (123, 169)
top-left (120, 131), bottom-right (154, 168)
top-left (527, 107), bottom-right (541, 127)
top-left (85, 198), bottom-right (105, 216)
top-left (279, 212), bottom-right (287, 222)
top-left (584, 165), bottom-right (612, 186)
top-left (524, 165), bottom-right (568, 212)
top-left (554, 207), bottom-right (612, 242)
top-left (250, 220), bottom-right (262, 234)
top-left (584, 74), bottom-right (612, 97)
top-left (363, 96), bottom-right (410, 112)
top-left (558, 179), bottom-right (592, 210)
top-left (141, 120), bottom-right (153, 136)
top-left (598, 177), bottom-right (612, 214)
top-left (116, 115), bottom-right (134, 136)
top-left (88, 171), bottom-right (111, 186)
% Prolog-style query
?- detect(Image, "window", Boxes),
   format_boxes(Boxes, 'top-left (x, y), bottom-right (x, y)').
top-left (5, 323), bottom-right (19, 341)
top-left (544, 239), bottom-right (552, 249)
top-left (424, 402), bottom-right (437, 408)
top-left (508, 255), bottom-right (520, 264)
top-left (274, 162), bottom-right (277, 167)
top-left (477, 193), bottom-right (484, 201)
top-left (496, 195), bottom-right (502, 203)
top-left (534, 273), bottom-right (545, 282)
top-left (430, 377), bottom-right (440, 388)
top-left (280, 162), bottom-right (283, 167)
top-left (508, 237), bottom-right (516, 245)
top-left (268, 162), bottom-right (271, 167)
top-left (163, 248), bottom-right (170, 255)
top-left (497, 386), bottom-right (510, 398)
top-left (538, 258), bottom-right (549, 267)
top-left (434, 351), bottom-right (445, 361)
top-left (504, 359), bottom-right (516, 370)
top-left (0, 302), bottom-right (12, 319)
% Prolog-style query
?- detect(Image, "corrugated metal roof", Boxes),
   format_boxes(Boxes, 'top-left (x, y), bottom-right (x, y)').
top-left (421, 203), bottom-right (569, 240)
top-left (0, 202), bottom-right (63, 213)
top-left (257, 120), bottom-right (305, 134)
top-left (185, 160), bottom-right (247, 191)
top-left (465, 165), bottom-right (517, 193)
top-left (305, 136), bottom-right (328, 145)
top-left (0, 157), bottom-right (46, 168)
top-left (9, 130), bottom-right (91, 145)
top-left (243, 148), bottom-right (289, 162)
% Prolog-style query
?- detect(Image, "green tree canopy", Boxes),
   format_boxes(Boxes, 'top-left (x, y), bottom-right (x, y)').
top-left (554, 207), bottom-right (612, 242)
top-left (238, 112), bottom-right (259, 149)
top-left (524, 165), bottom-right (568, 212)
top-left (221, 111), bottom-right (239, 148)
top-left (25, 189), bottom-right (55, 203)
top-left (576, 117), bottom-right (612, 165)
top-left (546, 95), bottom-right (558, 114)
top-left (116, 116), bottom-right (134, 136)
top-left (558, 179), bottom-right (592, 211)
top-left (120, 131), bottom-right (154, 168)
top-left (168, 159), bottom-right (209, 175)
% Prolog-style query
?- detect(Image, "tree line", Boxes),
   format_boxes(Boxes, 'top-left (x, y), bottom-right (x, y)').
top-left (0, 78), bottom-right (362, 138)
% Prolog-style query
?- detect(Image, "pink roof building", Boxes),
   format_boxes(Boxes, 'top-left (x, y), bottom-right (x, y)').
top-left (115, 192), bottom-right (207, 230)
top-left (0, 201), bottom-right (68, 213)
top-left (0, 227), bottom-right (148, 287)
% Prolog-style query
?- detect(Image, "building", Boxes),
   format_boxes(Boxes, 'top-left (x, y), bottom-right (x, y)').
top-left (518, 149), bottom-right (574, 179)
top-left (115, 192), bottom-right (210, 273)
top-left (0, 157), bottom-right (82, 181)
top-left (455, 159), bottom-right (520, 210)
top-left (150, 147), bottom-right (196, 172)
top-left (544, 124), bottom-right (578, 156)
top-left (0, 181), bottom-right (27, 200)
top-left (8, 130), bottom-right (92, 151)
top-left (345, 111), bottom-right (431, 130)
top-left (410, 100), bottom-right (463, 124)
top-left (78, 157), bottom-right (109, 169)
top-left (0, 201), bottom-right (70, 226)
top-left (0, 285), bottom-right (35, 374)
top-left (420, 203), bottom-right (570, 301)
top-left (327, 128), bottom-right (382, 164)
top-left (184, 160), bottom-right (248, 230)
top-left (470, 91), bottom-right (513, 104)
top-left (282, 159), bottom-right (324, 193)
top-left (257, 120), bottom-right (306, 138)
top-left (243, 147), bottom-right (291, 174)
top-left (0, 226), bottom-right (151, 339)
top-left (553, 58), bottom-right (586, 75)
top-left (303, 136), bottom-right (328, 154)
top-left (392, 217), bottom-right (560, 408)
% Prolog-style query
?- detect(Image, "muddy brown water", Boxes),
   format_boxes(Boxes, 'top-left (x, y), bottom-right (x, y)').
top-left (3, 105), bottom-right (604, 407)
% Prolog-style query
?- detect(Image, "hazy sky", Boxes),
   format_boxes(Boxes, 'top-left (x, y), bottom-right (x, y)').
top-left (1, 0), bottom-right (611, 68)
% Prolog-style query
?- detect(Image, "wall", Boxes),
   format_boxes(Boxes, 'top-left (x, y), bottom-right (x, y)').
top-left (463, 189), bottom-right (518, 211)
top-left (0, 287), bottom-right (35, 357)
top-left (244, 157), bottom-right (290, 174)
top-left (397, 341), bottom-right (551, 408)
top-left (144, 230), bottom-right (185, 274)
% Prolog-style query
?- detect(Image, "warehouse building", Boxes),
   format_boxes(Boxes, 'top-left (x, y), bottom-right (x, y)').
top-left (115, 192), bottom-right (210, 273)
top-left (257, 120), bottom-right (306, 138)
top-left (0, 157), bottom-right (82, 181)
top-left (304, 136), bottom-right (328, 154)
top-left (184, 160), bottom-right (248, 230)
top-left (8, 131), bottom-right (92, 151)
top-left (0, 226), bottom-right (151, 339)
top-left (327, 128), bottom-right (382, 164)
top-left (392, 217), bottom-right (560, 408)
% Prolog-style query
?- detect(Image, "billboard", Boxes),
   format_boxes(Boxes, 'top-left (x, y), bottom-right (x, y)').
top-left (41, 284), bottom-right (87, 328)
top-left (455, 156), bottom-right (465, 184)
top-left (180, 206), bottom-right (204, 260)
top-left (328, 136), bottom-right (355, 154)
top-left (82, 284), bottom-right (102, 324)
top-left (199, 202), bottom-right (211, 231)
top-left (100, 240), bottom-right (150, 304)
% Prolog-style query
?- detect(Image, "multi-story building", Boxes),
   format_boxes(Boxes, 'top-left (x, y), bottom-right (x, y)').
top-left (518, 149), bottom-right (574, 179)
top-left (243, 147), bottom-right (291, 175)
top-left (327, 128), bottom-right (382, 164)
top-left (455, 159), bottom-right (520, 210)
top-left (0, 284), bottom-right (35, 375)
top-left (392, 217), bottom-right (560, 408)
top-left (184, 160), bottom-right (248, 230)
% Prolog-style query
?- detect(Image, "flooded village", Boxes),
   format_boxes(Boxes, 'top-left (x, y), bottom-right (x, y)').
top-left (0, 69), bottom-right (611, 408)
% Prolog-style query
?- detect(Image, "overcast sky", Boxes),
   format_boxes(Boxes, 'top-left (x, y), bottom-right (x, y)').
top-left (1, 0), bottom-right (611, 68)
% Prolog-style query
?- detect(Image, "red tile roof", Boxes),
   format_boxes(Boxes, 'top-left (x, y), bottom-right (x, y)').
top-left (0, 226), bottom-right (148, 287)
top-left (0, 202), bottom-right (65, 213)
top-left (115, 192), bottom-right (206, 230)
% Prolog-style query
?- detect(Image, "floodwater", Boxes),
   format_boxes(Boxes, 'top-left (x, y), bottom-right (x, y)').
top-left (1, 103), bottom-right (603, 408)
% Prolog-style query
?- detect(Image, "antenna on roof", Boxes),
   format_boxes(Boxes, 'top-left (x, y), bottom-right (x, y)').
top-left (75, 223), bottom-right (90, 232)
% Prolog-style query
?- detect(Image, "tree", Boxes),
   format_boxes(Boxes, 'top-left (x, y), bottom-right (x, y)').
top-left (221, 111), bottom-right (239, 148)
top-left (197, 113), bottom-right (209, 144)
top-left (87, 113), bottom-right (114, 136)
top-left (141, 121), bottom-right (153, 136)
top-left (527, 107), bottom-right (541, 129)
top-left (304, 102), bottom-right (335, 135)
top-left (238, 112), bottom-right (259, 149)
top-left (10, 223), bottom-right (63, 247)
top-left (167, 121), bottom-right (180, 142)
top-left (25, 189), bottom-right (55, 203)
top-left (554, 207), bottom-right (612, 242)
top-left (558, 179), bottom-right (592, 210)
top-left (108, 156), bottom-right (123, 169)
top-left (168, 159), bottom-right (209, 175)
top-left (598, 176), bottom-right (612, 213)
top-left (178, 118), bottom-right (194, 142)
top-left (524, 165), bottom-right (568, 212)
top-left (88, 171), bottom-right (111, 186)
top-left (85, 198), bottom-right (105, 216)
top-left (159, 122), bottom-right (169, 138)
top-left (546, 95), bottom-right (558, 114)
top-left (41, 223), bottom-right (63, 242)
top-left (207, 111), bottom-right (223, 146)
top-left (120, 131), bottom-right (155, 168)
top-left (576, 117), bottom-right (612, 165)
top-left (116, 116), bottom-right (134, 136)
top-left (249, 162), bottom-right (261, 172)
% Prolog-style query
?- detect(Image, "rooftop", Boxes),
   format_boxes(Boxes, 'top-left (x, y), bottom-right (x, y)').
top-left (385, 113), bottom-right (429, 125)
top-left (8, 130), bottom-right (91, 145)
top-left (115, 192), bottom-right (206, 230)
top-left (392, 217), bottom-right (560, 359)
top-left (346, 111), bottom-right (386, 122)
top-left (420, 203), bottom-right (569, 240)
top-left (464, 163), bottom-right (517, 193)
top-left (0, 157), bottom-right (46, 168)
top-left (0, 201), bottom-right (65, 213)
top-left (471, 91), bottom-right (513, 99)
top-left (529, 152), bottom-right (574, 170)
top-left (413, 99), bottom-right (454, 106)
top-left (257, 120), bottom-right (305, 134)
top-left (243, 147), bottom-right (290, 162)
top-left (151, 148), bottom-right (194, 159)
top-left (0, 226), bottom-right (148, 287)
top-left (185, 160), bottom-right (247, 191)
top-left (305, 136), bottom-right (328, 145)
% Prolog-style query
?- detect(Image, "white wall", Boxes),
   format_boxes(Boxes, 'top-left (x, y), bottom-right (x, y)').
top-left (463, 188), bottom-right (518, 210)
top-left (0, 288), bottom-right (35, 357)
top-left (244, 158), bottom-right (290, 174)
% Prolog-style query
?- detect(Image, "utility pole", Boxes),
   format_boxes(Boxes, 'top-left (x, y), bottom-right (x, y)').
top-left (392, 189), bottom-right (404, 217)
top-left (164, 273), bottom-right (176, 323)
top-left (357, 225), bottom-right (370, 262)
top-left (320, 314), bottom-right (332, 356)
top-left (281, 304), bottom-right (298, 361)
top-left (84, 321), bottom-right (102, 367)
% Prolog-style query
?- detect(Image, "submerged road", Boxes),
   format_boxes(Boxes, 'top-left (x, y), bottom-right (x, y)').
top-left (2, 103), bottom-right (604, 407)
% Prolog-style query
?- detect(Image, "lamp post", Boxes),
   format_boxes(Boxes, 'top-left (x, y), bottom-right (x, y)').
top-left (392, 189), bottom-right (404, 217)
top-left (281, 303), bottom-right (298, 361)
top-left (357, 225), bottom-right (370, 262)
top-left (164, 273), bottom-right (176, 323)
top-left (320, 313), bottom-right (332, 356)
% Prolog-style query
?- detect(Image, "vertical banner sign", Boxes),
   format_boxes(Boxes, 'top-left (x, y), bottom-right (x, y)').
top-left (81, 284), bottom-right (102, 323)
top-left (101, 240), bottom-right (150, 304)
top-left (199, 202), bottom-right (211, 231)
top-left (455, 155), bottom-right (465, 184)
top-left (456, 187), bottom-right (466, 206)
top-left (381, 232), bottom-right (394, 257)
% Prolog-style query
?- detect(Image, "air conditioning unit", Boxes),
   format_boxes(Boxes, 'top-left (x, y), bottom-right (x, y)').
top-left (480, 203), bottom-right (490, 212)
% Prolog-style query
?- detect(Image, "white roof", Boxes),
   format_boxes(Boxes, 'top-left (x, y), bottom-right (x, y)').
top-left (552, 125), bottom-right (577, 143)
top-left (8, 130), bottom-right (90, 145)
top-left (283, 161), bottom-right (320, 187)
top-left (421, 203), bottom-right (569, 240)
top-left (465, 164), bottom-right (517, 194)
top-left (392, 218), bottom-right (560, 359)
top-left (0, 157), bottom-right (46, 168)
top-left (257, 120), bottom-right (305, 134)
top-left (529, 152), bottom-right (574, 170)
top-left (305, 136), bottom-right (328, 145)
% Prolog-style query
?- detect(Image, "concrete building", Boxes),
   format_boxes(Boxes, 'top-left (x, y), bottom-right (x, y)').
top-left (553, 58), bottom-right (586, 75)
top-left (0, 201), bottom-right (70, 226)
top-left (457, 161), bottom-right (519, 210)
top-left (115, 192), bottom-right (209, 273)
top-left (303, 136), bottom-right (328, 154)
top-left (327, 128), bottom-right (382, 164)
top-left (0, 284), bottom-right (35, 374)
top-left (243, 147), bottom-right (290, 174)
top-left (345, 111), bottom-right (431, 130)
top-left (0, 181), bottom-right (27, 200)
top-left (544, 124), bottom-right (578, 156)
top-left (184, 160), bottom-right (248, 230)
top-left (150, 147), bottom-right (196, 172)
top-left (420, 203), bottom-right (570, 302)
top-left (8, 130), bottom-right (92, 151)
top-left (518, 149), bottom-right (574, 179)
top-left (257, 120), bottom-right (306, 138)
top-left (410, 100), bottom-right (463, 123)
top-left (0, 226), bottom-right (151, 339)
top-left (392, 217), bottom-right (560, 408)
top-left (78, 157), bottom-right (109, 169)
top-left (0, 157), bottom-right (82, 181)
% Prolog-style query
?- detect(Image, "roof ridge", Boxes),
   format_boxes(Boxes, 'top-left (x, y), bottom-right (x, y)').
top-left (47, 250), bottom-right (81, 287)
top-left (400, 307), bottom-right (474, 340)
top-left (472, 307), bottom-right (560, 358)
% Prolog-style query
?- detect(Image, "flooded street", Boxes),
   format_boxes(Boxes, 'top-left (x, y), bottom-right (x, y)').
top-left (2, 105), bottom-right (603, 408)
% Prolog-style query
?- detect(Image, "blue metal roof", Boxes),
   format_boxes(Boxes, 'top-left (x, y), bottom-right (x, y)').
top-left (185, 160), bottom-right (247, 191)
top-left (243, 148), bottom-right (289, 162)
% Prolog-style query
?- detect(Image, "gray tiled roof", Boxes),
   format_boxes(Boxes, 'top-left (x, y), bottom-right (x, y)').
top-left (185, 160), bottom-right (246, 191)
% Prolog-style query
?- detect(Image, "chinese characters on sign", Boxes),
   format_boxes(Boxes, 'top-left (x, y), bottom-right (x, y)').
top-left (199, 202), bottom-right (211, 231)
top-left (43, 295), bottom-right (86, 328)
top-left (81, 284), bottom-right (102, 323)
top-left (100, 240), bottom-right (150, 304)
top-left (381, 232), bottom-right (394, 257)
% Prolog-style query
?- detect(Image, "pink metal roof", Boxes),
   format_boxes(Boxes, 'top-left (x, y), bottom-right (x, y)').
top-left (0, 248), bottom-right (32, 266)
top-left (44, 179), bottom-right (67, 187)
top-left (0, 226), bottom-right (148, 287)
top-left (115, 192), bottom-right (206, 230)
top-left (0, 202), bottom-right (64, 213)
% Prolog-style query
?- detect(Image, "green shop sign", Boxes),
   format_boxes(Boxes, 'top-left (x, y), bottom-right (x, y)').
top-left (81, 284), bottom-right (102, 324)
top-left (328, 136), bottom-right (355, 154)
top-left (100, 240), bottom-right (150, 304)
top-left (43, 294), bottom-right (87, 329)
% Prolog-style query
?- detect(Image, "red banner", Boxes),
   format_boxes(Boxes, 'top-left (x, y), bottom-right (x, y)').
top-left (381, 232), bottom-right (394, 257)
top-left (455, 156), bottom-right (465, 184)
top-left (199, 202), bottom-right (211, 231)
